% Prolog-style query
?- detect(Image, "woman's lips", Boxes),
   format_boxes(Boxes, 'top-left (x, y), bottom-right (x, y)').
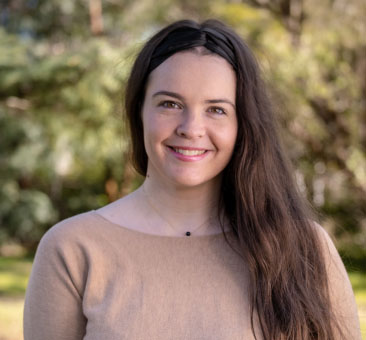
top-left (167, 146), bottom-right (210, 162)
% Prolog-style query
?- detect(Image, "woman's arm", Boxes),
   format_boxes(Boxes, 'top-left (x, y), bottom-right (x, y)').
top-left (315, 223), bottom-right (362, 340)
top-left (23, 224), bottom-right (87, 340)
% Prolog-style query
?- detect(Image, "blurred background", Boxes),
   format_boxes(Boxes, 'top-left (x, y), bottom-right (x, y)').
top-left (0, 0), bottom-right (365, 339)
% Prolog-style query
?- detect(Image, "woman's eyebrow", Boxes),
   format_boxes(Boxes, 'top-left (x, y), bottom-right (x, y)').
top-left (205, 99), bottom-right (236, 110)
top-left (152, 91), bottom-right (235, 109)
top-left (152, 91), bottom-right (184, 101)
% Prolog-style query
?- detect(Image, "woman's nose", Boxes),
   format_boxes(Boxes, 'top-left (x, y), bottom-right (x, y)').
top-left (175, 110), bottom-right (205, 139)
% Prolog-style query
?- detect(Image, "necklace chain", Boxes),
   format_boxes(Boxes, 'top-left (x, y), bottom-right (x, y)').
top-left (142, 185), bottom-right (213, 237)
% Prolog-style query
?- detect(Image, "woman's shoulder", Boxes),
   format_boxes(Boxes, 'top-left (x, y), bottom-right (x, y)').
top-left (310, 221), bottom-right (349, 278)
top-left (38, 193), bottom-right (143, 256)
top-left (34, 209), bottom-right (138, 275)
top-left (43, 211), bottom-right (99, 238)
top-left (41, 189), bottom-right (140, 245)
top-left (310, 222), bottom-right (344, 267)
top-left (311, 221), bottom-right (362, 339)
top-left (37, 211), bottom-right (105, 252)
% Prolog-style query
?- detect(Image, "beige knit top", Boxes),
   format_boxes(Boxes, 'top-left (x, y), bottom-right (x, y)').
top-left (23, 211), bottom-right (262, 340)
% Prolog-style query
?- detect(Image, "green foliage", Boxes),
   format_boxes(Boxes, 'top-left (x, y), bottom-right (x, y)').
top-left (0, 0), bottom-right (364, 263)
top-left (1, 17), bottom-right (130, 248)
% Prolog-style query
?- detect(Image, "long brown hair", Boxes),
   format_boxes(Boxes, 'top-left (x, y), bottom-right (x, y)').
top-left (124, 19), bottom-right (342, 340)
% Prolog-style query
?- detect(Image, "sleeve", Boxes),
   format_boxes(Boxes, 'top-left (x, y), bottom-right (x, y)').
top-left (23, 223), bottom-right (87, 340)
top-left (314, 223), bottom-right (362, 340)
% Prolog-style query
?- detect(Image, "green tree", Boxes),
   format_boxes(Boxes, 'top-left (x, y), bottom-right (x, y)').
top-left (0, 0), bottom-right (364, 267)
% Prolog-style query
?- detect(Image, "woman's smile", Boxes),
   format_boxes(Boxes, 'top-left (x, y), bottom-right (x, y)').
top-left (167, 145), bottom-right (210, 162)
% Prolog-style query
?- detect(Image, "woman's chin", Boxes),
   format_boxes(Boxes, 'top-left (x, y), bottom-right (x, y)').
top-left (162, 172), bottom-right (221, 190)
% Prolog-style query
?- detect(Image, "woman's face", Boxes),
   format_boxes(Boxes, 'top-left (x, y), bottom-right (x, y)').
top-left (141, 51), bottom-right (238, 189)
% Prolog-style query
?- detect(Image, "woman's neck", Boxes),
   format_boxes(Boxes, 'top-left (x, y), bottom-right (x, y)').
top-left (137, 176), bottom-right (223, 236)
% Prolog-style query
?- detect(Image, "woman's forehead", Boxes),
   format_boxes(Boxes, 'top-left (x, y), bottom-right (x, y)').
top-left (145, 51), bottom-right (236, 100)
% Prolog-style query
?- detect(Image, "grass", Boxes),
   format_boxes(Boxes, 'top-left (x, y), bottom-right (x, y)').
top-left (0, 256), bottom-right (365, 340)
top-left (0, 297), bottom-right (24, 340)
top-left (0, 257), bottom-right (32, 297)
top-left (0, 257), bottom-right (32, 340)
top-left (350, 271), bottom-right (366, 338)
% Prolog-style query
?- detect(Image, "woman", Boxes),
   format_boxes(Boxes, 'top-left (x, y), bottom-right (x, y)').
top-left (24, 19), bottom-right (361, 339)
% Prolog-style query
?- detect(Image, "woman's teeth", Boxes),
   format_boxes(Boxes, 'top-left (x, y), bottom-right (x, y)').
top-left (173, 148), bottom-right (206, 156)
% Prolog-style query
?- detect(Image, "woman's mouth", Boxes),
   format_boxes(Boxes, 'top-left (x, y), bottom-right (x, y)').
top-left (167, 146), bottom-right (209, 161)
top-left (171, 147), bottom-right (206, 156)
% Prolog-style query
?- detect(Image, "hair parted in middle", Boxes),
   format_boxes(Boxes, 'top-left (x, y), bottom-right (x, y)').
top-left (125, 19), bottom-right (343, 340)
top-left (126, 19), bottom-right (261, 176)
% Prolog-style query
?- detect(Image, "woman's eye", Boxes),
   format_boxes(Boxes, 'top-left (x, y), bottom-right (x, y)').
top-left (160, 101), bottom-right (181, 109)
top-left (209, 107), bottom-right (226, 115)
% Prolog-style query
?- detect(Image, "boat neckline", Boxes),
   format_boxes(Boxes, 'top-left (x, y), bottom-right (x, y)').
top-left (90, 210), bottom-right (233, 240)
